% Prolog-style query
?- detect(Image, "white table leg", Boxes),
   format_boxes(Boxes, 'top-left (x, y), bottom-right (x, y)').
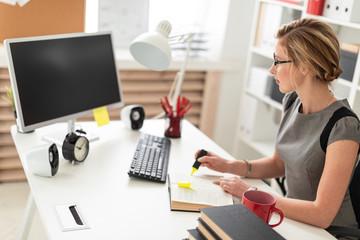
top-left (18, 191), bottom-right (36, 240)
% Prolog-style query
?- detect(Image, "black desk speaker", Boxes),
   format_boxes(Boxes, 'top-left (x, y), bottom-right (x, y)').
top-left (26, 143), bottom-right (59, 177)
top-left (121, 105), bottom-right (145, 130)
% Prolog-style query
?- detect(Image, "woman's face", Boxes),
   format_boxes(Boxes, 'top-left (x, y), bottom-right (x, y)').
top-left (269, 42), bottom-right (297, 93)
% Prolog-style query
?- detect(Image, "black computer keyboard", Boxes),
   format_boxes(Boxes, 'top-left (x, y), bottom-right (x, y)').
top-left (128, 133), bottom-right (171, 183)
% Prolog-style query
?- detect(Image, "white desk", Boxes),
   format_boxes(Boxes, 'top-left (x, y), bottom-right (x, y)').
top-left (11, 120), bottom-right (335, 240)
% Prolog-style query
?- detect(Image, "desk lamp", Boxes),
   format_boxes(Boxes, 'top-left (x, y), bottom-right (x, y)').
top-left (129, 20), bottom-right (194, 114)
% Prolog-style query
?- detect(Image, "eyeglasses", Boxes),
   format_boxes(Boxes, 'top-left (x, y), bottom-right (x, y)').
top-left (273, 53), bottom-right (293, 72)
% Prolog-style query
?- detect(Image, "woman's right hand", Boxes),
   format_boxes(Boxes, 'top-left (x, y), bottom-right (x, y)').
top-left (195, 150), bottom-right (232, 173)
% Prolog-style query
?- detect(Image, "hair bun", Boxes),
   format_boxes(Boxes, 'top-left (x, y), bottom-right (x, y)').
top-left (323, 68), bottom-right (343, 82)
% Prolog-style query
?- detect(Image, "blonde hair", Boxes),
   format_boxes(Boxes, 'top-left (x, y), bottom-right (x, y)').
top-left (276, 18), bottom-right (342, 83)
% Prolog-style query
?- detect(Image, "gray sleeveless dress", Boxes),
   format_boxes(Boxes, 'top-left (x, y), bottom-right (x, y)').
top-left (276, 91), bottom-right (360, 228)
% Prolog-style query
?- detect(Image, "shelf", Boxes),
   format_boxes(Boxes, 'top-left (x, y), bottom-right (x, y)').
top-left (336, 78), bottom-right (353, 88)
top-left (251, 47), bottom-right (273, 59)
top-left (260, 0), bottom-right (304, 11)
top-left (246, 89), bottom-right (283, 111)
top-left (236, 0), bottom-right (360, 160)
top-left (242, 137), bottom-right (275, 157)
top-left (306, 14), bottom-right (360, 30)
top-left (0, 46), bottom-right (242, 71)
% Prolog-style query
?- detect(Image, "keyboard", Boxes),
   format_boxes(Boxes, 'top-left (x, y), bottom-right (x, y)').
top-left (128, 133), bottom-right (171, 183)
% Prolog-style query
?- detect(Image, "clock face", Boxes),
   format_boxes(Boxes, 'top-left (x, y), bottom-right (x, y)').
top-left (74, 136), bottom-right (89, 161)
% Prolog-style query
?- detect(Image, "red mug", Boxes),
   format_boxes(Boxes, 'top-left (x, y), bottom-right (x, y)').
top-left (242, 190), bottom-right (284, 227)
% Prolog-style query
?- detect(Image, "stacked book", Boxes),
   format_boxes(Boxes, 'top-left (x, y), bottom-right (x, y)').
top-left (186, 204), bottom-right (285, 240)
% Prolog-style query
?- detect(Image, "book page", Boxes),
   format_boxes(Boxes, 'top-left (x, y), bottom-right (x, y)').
top-left (169, 174), bottom-right (233, 206)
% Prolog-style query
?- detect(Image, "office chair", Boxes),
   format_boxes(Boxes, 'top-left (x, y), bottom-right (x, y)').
top-left (275, 177), bottom-right (286, 196)
top-left (325, 161), bottom-right (360, 239)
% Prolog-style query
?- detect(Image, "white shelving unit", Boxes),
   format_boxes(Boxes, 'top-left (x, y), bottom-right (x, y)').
top-left (233, 0), bottom-right (360, 160)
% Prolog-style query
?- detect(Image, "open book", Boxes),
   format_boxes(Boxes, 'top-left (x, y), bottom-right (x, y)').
top-left (168, 173), bottom-right (233, 212)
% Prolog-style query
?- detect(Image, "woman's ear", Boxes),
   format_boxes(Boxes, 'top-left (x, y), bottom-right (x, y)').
top-left (301, 70), bottom-right (308, 76)
top-left (298, 63), bottom-right (310, 76)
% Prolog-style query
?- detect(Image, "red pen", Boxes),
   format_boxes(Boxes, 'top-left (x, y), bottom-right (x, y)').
top-left (160, 98), bottom-right (171, 116)
top-left (176, 95), bottom-right (181, 115)
top-left (178, 103), bottom-right (192, 116)
top-left (184, 97), bottom-right (190, 108)
top-left (181, 96), bottom-right (186, 109)
top-left (164, 96), bottom-right (173, 116)
top-left (179, 96), bottom-right (187, 113)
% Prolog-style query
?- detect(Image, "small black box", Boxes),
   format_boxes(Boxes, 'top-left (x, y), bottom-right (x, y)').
top-left (340, 49), bottom-right (358, 82)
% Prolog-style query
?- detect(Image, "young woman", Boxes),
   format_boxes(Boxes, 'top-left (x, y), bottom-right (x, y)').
top-left (197, 18), bottom-right (360, 231)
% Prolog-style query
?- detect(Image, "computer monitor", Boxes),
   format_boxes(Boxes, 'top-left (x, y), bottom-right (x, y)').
top-left (4, 32), bottom-right (124, 143)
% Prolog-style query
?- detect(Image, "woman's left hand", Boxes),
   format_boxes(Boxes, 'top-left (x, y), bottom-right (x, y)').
top-left (214, 176), bottom-right (251, 199)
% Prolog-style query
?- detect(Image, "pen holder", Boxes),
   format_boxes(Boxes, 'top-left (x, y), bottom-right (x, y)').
top-left (164, 114), bottom-right (183, 138)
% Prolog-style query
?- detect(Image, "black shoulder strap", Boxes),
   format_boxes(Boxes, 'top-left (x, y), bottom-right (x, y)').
top-left (320, 107), bottom-right (360, 228)
top-left (349, 161), bottom-right (360, 228)
top-left (284, 92), bottom-right (298, 111)
top-left (320, 107), bottom-right (359, 153)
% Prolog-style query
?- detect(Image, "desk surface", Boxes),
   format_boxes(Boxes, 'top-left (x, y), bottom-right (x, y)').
top-left (11, 120), bottom-right (334, 240)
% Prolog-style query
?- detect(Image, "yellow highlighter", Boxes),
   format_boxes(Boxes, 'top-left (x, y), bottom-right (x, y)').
top-left (178, 182), bottom-right (193, 190)
top-left (191, 149), bottom-right (208, 176)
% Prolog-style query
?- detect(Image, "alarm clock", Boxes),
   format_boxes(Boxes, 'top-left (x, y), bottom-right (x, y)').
top-left (26, 143), bottom-right (59, 177)
top-left (62, 131), bottom-right (90, 163)
top-left (121, 105), bottom-right (145, 130)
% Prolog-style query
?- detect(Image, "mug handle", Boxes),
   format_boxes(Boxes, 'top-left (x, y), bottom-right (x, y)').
top-left (269, 207), bottom-right (284, 228)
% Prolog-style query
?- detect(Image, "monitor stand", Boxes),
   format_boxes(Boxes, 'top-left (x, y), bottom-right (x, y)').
top-left (42, 119), bottom-right (99, 146)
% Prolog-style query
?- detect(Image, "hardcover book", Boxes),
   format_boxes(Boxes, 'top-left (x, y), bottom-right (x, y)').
top-left (200, 204), bottom-right (285, 240)
top-left (197, 217), bottom-right (221, 240)
top-left (187, 228), bottom-right (206, 240)
top-left (168, 174), bottom-right (233, 212)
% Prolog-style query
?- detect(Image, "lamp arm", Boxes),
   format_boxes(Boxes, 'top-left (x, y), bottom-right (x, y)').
top-left (172, 33), bottom-right (194, 109)
top-left (169, 33), bottom-right (194, 44)
top-left (168, 72), bottom-right (179, 100)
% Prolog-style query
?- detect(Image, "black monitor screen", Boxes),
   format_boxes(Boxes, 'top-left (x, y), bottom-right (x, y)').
top-left (5, 32), bottom-right (123, 132)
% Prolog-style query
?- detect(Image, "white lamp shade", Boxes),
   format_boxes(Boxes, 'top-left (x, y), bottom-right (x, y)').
top-left (130, 21), bottom-right (172, 71)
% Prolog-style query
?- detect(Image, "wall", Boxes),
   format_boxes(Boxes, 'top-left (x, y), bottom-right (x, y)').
top-left (213, 0), bottom-right (256, 154)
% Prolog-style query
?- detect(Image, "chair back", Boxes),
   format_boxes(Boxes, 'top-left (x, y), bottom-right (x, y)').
top-left (350, 159), bottom-right (360, 229)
